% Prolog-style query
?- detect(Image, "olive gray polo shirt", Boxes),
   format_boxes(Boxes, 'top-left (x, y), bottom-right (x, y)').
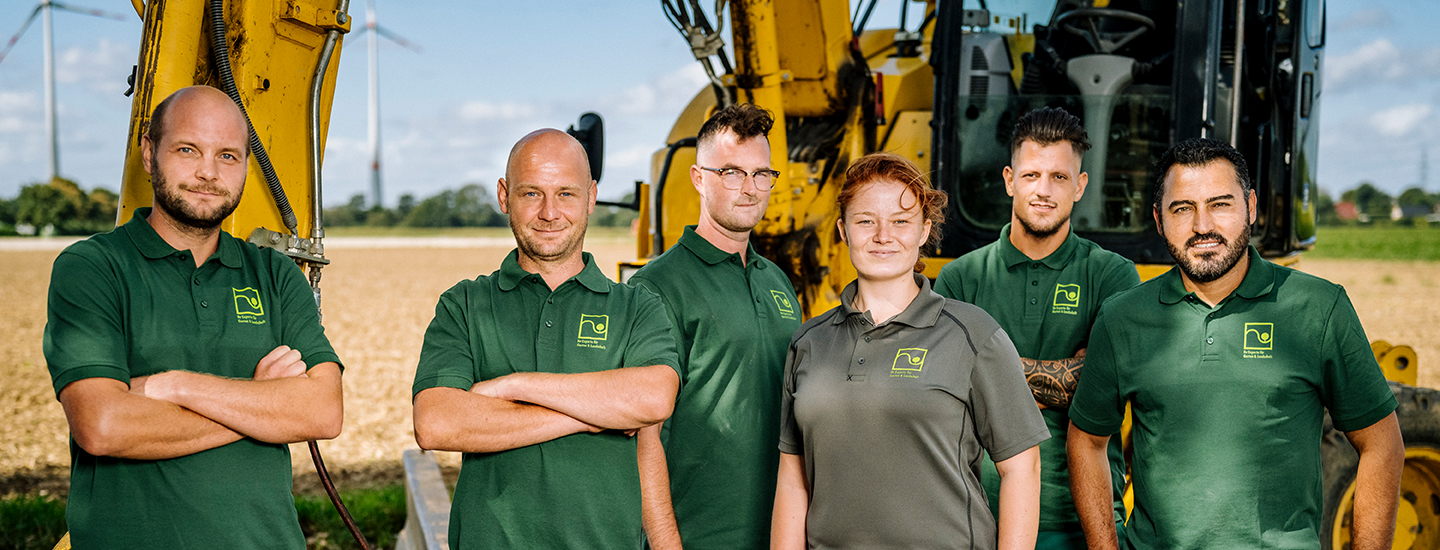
top-left (1071, 246), bottom-right (1397, 550)
top-left (779, 275), bottom-right (1048, 549)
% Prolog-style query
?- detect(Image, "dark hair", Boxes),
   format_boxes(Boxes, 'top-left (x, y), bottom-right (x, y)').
top-left (838, 153), bottom-right (948, 271)
top-left (146, 92), bottom-right (180, 145)
top-left (696, 103), bottom-right (774, 148)
top-left (1151, 138), bottom-right (1252, 211)
top-left (1010, 107), bottom-right (1091, 159)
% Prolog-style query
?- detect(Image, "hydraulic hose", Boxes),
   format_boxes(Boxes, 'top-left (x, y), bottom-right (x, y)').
top-left (206, 0), bottom-right (299, 236)
top-left (207, 4), bottom-right (368, 549)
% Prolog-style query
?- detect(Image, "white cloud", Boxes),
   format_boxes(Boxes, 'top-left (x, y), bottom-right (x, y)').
top-left (56, 38), bottom-right (135, 95)
top-left (457, 100), bottom-right (550, 121)
top-left (1334, 8), bottom-right (1393, 32)
top-left (1368, 103), bottom-right (1433, 137)
top-left (0, 90), bottom-right (41, 134)
top-left (597, 64), bottom-right (709, 117)
top-left (1327, 38), bottom-right (1440, 93)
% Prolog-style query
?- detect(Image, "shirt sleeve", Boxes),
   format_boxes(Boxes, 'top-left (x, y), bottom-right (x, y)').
top-left (932, 261), bottom-right (963, 301)
top-left (1096, 255), bottom-right (1141, 305)
top-left (629, 275), bottom-right (689, 387)
top-left (1070, 309), bottom-right (1126, 435)
top-left (272, 252), bottom-right (342, 372)
top-left (621, 286), bottom-right (682, 385)
top-left (1319, 287), bottom-right (1397, 432)
top-left (970, 327), bottom-right (1050, 462)
top-left (412, 285), bottom-right (480, 397)
top-left (44, 247), bottom-right (130, 399)
top-left (777, 337), bottom-right (805, 455)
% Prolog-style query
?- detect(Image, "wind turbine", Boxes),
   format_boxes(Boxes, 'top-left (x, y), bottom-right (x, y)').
top-left (350, 0), bottom-right (419, 208)
top-left (0, 1), bottom-right (128, 182)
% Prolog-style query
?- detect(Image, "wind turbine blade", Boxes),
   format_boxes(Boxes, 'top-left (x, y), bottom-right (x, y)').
top-left (49, 2), bottom-right (130, 21)
top-left (374, 25), bottom-right (421, 53)
top-left (0, 6), bottom-right (44, 65)
top-left (343, 26), bottom-right (372, 49)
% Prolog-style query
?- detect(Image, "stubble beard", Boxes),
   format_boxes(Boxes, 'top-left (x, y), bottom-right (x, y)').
top-left (1166, 223), bottom-right (1251, 283)
top-left (708, 190), bottom-right (765, 235)
top-left (1014, 203), bottom-right (1065, 240)
top-left (151, 158), bottom-right (242, 232)
top-left (512, 214), bottom-right (588, 265)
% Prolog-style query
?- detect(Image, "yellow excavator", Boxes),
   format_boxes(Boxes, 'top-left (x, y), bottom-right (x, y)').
top-left (621, 1), bottom-right (1440, 548)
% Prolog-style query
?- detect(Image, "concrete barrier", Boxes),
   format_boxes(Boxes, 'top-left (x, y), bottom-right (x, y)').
top-left (395, 449), bottom-right (451, 550)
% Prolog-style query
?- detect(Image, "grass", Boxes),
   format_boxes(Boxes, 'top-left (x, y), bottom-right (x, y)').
top-left (0, 485), bottom-right (407, 550)
top-left (0, 494), bottom-right (66, 550)
top-left (1306, 225), bottom-right (1440, 261)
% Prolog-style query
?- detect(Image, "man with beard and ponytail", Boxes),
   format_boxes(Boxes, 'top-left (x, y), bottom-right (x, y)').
top-left (411, 129), bottom-right (680, 549)
top-left (934, 107), bottom-right (1138, 548)
top-left (42, 86), bottom-right (344, 549)
top-left (1067, 138), bottom-right (1405, 550)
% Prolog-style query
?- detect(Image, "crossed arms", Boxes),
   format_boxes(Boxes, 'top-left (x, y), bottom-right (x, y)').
top-left (412, 365), bottom-right (679, 453)
top-left (1024, 348), bottom-right (1086, 409)
top-left (59, 345), bottom-right (343, 460)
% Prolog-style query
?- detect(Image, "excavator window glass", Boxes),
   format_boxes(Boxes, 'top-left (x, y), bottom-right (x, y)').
top-left (941, 0), bottom-right (1176, 234)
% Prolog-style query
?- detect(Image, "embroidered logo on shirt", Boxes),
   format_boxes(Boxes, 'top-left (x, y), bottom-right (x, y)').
top-left (771, 290), bottom-right (798, 320)
top-left (1052, 283), bottom-right (1081, 315)
top-left (577, 314), bottom-right (609, 349)
top-left (232, 287), bottom-right (266, 325)
top-left (1243, 323), bottom-right (1273, 359)
top-left (890, 348), bottom-right (928, 378)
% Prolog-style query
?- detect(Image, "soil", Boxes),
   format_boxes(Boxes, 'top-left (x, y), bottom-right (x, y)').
top-left (1, 238), bottom-right (1434, 496)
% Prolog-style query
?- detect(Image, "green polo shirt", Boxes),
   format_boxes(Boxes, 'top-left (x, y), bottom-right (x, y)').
top-left (779, 275), bottom-right (1049, 549)
top-left (935, 224), bottom-right (1138, 535)
top-left (412, 250), bottom-right (680, 550)
top-left (1070, 246), bottom-right (1397, 550)
top-left (43, 208), bottom-right (341, 550)
top-left (628, 226), bottom-right (800, 550)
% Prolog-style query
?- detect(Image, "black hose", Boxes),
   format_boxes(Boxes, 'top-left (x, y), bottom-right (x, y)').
top-left (308, 440), bottom-right (372, 550)
top-left (207, 0), bottom-right (298, 236)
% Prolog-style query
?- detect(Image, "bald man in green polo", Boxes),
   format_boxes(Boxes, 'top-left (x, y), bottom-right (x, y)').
top-left (411, 129), bottom-right (681, 549)
top-left (629, 103), bottom-right (801, 550)
top-left (44, 86), bottom-right (344, 549)
top-left (934, 107), bottom-right (1137, 548)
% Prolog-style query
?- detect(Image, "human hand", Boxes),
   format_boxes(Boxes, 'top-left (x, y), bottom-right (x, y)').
top-left (128, 375), bottom-right (150, 397)
top-left (254, 345), bottom-right (307, 381)
top-left (469, 377), bottom-right (513, 401)
top-left (1074, 348), bottom-right (1087, 359)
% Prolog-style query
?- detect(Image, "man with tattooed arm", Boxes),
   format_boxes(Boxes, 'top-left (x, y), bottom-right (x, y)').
top-left (934, 107), bottom-right (1138, 549)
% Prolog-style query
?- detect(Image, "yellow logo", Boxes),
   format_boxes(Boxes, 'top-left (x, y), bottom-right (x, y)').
top-left (890, 348), bottom-right (928, 378)
top-left (232, 287), bottom-right (265, 325)
top-left (578, 314), bottom-right (609, 342)
top-left (1244, 323), bottom-right (1274, 351)
top-left (771, 290), bottom-right (795, 316)
top-left (1053, 284), bottom-right (1081, 308)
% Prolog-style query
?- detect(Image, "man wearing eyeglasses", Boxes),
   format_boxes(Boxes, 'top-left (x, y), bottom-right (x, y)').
top-left (629, 103), bottom-right (801, 550)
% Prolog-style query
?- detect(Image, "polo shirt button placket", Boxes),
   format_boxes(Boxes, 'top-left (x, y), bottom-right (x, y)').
top-left (545, 320), bottom-right (553, 328)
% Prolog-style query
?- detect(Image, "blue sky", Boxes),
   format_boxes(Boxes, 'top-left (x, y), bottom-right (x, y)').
top-left (0, 0), bottom-right (1436, 204)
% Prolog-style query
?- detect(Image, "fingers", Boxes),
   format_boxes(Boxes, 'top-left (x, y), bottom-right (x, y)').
top-left (254, 346), bottom-right (307, 381)
top-left (128, 375), bottom-right (149, 396)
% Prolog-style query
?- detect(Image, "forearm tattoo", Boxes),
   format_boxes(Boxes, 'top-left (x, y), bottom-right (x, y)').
top-left (1022, 356), bottom-right (1084, 409)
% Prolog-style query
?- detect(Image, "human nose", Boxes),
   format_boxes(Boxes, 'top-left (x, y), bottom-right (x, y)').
top-left (537, 194), bottom-right (560, 221)
top-left (196, 154), bottom-right (219, 182)
top-left (1192, 205), bottom-right (1217, 234)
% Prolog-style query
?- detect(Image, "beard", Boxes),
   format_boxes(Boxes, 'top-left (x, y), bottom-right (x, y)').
top-left (1014, 201), bottom-right (1067, 240)
top-left (706, 190), bottom-right (766, 234)
top-left (512, 213), bottom-right (588, 264)
top-left (151, 158), bottom-right (242, 231)
top-left (1166, 223), bottom-right (1251, 283)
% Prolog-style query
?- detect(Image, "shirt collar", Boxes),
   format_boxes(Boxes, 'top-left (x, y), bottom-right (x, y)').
top-left (677, 225), bottom-right (765, 269)
top-left (497, 249), bottom-right (613, 293)
top-left (123, 207), bottom-right (243, 269)
top-left (1158, 245), bottom-right (1273, 305)
top-left (834, 272), bottom-right (945, 328)
top-left (997, 223), bottom-right (1078, 269)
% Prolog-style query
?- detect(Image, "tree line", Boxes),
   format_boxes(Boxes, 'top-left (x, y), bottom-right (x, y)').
top-left (1316, 183), bottom-right (1439, 226)
top-left (0, 179), bottom-right (639, 236)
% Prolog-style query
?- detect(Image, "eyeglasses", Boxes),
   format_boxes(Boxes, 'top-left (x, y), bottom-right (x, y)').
top-left (699, 166), bottom-right (780, 191)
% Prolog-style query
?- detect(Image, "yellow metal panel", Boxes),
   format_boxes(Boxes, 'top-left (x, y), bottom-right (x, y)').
top-left (773, 0), bottom-right (853, 117)
top-left (119, 0), bottom-right (348, 242)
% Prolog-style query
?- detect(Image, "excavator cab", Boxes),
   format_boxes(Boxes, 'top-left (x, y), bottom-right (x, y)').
top-left (931, 0), bottom-right (1325, 265)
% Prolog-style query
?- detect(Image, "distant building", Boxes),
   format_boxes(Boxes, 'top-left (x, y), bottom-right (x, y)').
top-left (1392, 203), bottom-right (1435, 221)
top-left (1336, 201), bottom-right (1360, 221)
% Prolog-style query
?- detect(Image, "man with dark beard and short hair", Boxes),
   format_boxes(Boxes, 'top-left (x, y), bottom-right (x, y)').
top-left (43, 86), bottom-right (344, 549)
top-left (1067, 138), bottom-right (1405, 550)
top-left (411, 129), bottom-right (681, 549)
top-left (934, 107), bottom-right (1138, 548)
